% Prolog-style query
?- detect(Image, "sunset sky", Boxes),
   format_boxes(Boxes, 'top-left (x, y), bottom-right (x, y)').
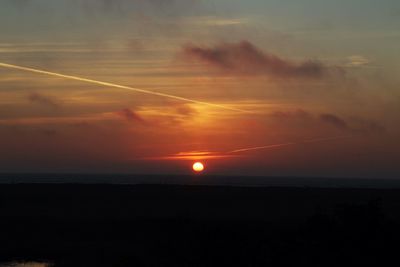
top-left (0, 0), bottom-right (399, 177)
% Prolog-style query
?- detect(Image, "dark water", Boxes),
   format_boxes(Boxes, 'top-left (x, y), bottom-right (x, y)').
top-left (1, 173), bottom-right (400, 188)
top-left (0, 263), bottom-right (51, 267)
top-left (1, 178), bottom-right (400, 266)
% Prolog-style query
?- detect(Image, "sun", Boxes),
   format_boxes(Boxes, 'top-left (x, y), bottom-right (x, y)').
top-left (192, 162), bottom-right (205, 172)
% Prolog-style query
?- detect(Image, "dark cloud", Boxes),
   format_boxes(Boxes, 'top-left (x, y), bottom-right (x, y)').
top-left (320, 114), bottom-right (349, 130)
top-left (269, 110), bottom-right (385, 134)
top-left (126, 39), bottom-right (146, 52)
top-left (28, 93), bottom-right (60, 108)
top-left (115, 108), bottom-right (146, 124)
top-left (320, 113), bottom-right (387, 134)
top-left (352, 119), bottom-right (387, 134)
top-left (182, 41), bottom-right (337, 79)
top-left (175, 104), bottom-right (198, 116)
top-left (364, 121), bottom-right (386, 133)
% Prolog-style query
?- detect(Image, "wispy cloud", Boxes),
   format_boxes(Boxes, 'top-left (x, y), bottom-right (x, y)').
top-left (185, 16), bottom-right (249, 26)
top-left (269, 109), bottom-right (386, 134)
top-left (138, 151), bottom-right (241, 161)
top-left (319, 113), bottom-right (386, 133)
top-left (136, 135), bottom-right (352, 161)
top-left (270, 109), bottom-right (311, 119)
top-left (346, 55), bottom-right (371, 67)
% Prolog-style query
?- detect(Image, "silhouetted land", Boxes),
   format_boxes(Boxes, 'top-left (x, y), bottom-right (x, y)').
top-left (1, 176), bottom-right (400, 266)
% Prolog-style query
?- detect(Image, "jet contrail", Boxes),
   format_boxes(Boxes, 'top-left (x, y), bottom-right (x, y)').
top-left (0, 62), bottom-right (247, 113)
top-left (229, 142), bottom-right (297, 153)
top-left (229, 136), bottom-right (351, 154)
top-left (136, 136), bottom-right (352, 161)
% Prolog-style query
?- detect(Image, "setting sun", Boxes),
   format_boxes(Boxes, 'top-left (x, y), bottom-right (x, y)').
top-left (192, 162), bottom-right (205, 172)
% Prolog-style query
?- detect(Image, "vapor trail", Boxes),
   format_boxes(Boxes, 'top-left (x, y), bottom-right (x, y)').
top-left (0, 62), bottom-right (247, 113)
top-left (133, 136), bottom-right (351, 161)
top-left (229, 136), bottom-right (350, 154)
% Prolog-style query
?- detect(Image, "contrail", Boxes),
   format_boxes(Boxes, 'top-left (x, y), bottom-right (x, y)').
top-left (132, 136), bottom-right (351, 161)
top-left (229, 136), bottom-right (351, 154)
top-left (229, 142), bottom-right (296, 153)
top-left (0, 62), bottom-right (247, 113)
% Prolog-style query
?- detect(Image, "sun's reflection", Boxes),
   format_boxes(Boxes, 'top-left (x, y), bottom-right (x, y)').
top-left (0, 262), bottom-right (52, 267)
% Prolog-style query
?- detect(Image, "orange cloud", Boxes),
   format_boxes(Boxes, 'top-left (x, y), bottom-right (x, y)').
top-left (138, 151), bottom-right (241, 161)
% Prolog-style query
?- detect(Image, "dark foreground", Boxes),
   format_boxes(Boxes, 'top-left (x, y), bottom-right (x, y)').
top-left (1, 184), bottom-right (400, 266)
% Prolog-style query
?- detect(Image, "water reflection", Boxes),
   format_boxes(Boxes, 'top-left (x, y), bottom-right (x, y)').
top-left (0, 262), bottom-right (52, 267)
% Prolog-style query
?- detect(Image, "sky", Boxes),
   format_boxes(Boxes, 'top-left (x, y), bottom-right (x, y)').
top-left (0, 0), bottom-right (399, 178)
